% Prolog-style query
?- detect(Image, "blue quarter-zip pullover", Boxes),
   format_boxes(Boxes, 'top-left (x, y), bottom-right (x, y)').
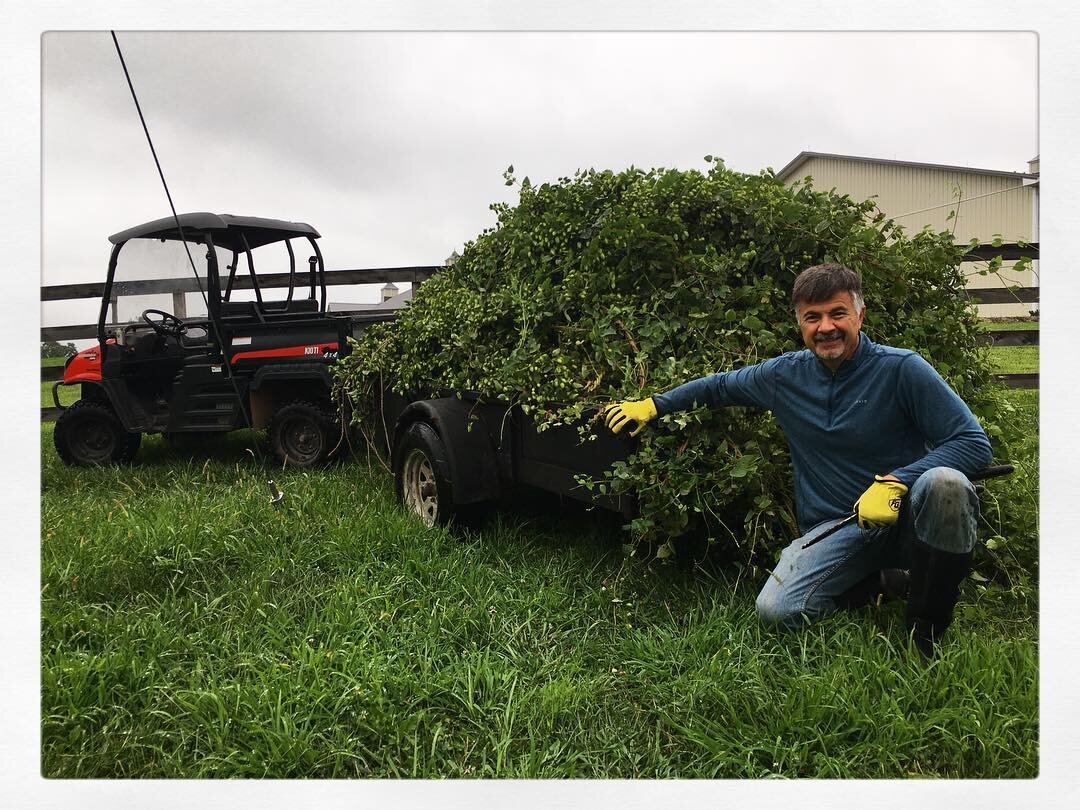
top-left (651, 333), bottom-right (993, 534)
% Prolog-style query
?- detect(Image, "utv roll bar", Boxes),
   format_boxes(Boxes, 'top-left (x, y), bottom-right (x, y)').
top-left (98, 213), bottom-right (326, 343)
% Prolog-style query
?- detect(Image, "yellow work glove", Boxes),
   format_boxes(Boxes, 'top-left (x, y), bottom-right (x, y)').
top-left (603, 398), bottom-right (658, 437)
top-left (854, 476), bottom-right (909, 529)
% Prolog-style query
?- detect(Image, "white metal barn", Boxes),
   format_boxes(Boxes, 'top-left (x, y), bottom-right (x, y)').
top-left (775, 152), bottom-right (1039, 318)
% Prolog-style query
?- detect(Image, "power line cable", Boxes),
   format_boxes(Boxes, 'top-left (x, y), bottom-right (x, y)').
top-left (891, 184), bottom-right (1031, 220)
top-left (109, 31), bottom-right (262, 458)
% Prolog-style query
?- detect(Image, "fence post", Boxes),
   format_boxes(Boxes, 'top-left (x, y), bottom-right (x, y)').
top-left (172, 291), bottom-right (187, 319)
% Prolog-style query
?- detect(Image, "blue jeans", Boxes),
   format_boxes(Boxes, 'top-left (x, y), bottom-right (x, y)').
top-left (755, 467), bottom-right (980, 628)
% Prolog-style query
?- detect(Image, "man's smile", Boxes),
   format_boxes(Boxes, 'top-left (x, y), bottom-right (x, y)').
top-left (814, 332), bottom-right (844, 350)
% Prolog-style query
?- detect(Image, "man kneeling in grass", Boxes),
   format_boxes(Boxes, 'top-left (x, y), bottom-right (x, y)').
top-left (604, 263), bottom-right (992, 657)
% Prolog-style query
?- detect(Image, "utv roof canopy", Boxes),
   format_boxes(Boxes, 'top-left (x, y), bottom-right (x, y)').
top-left (108, 213), bottom-right (321, 252)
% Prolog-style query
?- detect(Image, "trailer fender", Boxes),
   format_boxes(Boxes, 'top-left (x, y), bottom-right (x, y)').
top-left (393, 398), bottom-right (502, 505)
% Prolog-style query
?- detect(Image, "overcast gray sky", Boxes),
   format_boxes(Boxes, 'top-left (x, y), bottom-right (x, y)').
top-left (41, 30), bottom-right (1037, 328)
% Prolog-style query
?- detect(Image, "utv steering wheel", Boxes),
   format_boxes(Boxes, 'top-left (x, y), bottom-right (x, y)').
top-left (141, 309), bottom-right (186, 338)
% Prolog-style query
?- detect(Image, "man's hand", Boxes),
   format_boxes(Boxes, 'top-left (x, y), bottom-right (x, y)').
top-left (603, 398), bottom-right (658, 436)
top-left (854, 475), bottom-right (909, 529)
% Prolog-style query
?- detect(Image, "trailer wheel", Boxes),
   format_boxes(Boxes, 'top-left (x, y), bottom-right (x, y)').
top-left (53, 400), bottom-right (142, 466)
top-left (394, 422), bottom-right (455, 527)
top-left (269, 401), bottom-right (337, 468)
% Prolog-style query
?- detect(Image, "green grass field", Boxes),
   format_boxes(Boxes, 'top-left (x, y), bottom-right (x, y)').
top-left (43, 382), bottom-right (80, 408)
top-left (988, 346), bottom-right (1039, 375)
top-left (41, 356), bottom-right (79, 407)
top-left (977, 322), bottom-right (1039, 376)
top-left (40, 390), bottom-right (1039, 779)
top-left (980, 322), bottom-right (1039, 332)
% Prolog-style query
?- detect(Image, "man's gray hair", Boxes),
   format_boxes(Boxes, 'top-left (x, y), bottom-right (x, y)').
top-left (792, 263), bottom-right (865, 319)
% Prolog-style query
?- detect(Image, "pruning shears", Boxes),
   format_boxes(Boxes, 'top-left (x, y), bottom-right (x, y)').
top-left (800, 463), bottom-right (1015, 550)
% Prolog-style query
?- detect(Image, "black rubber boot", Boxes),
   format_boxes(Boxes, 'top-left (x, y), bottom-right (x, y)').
top-left (904, 540), bottom-right (972, 658)
top-left (880, 568), bottom-right (911, 601)
top-left (836, 569), bottom-right (910, 610)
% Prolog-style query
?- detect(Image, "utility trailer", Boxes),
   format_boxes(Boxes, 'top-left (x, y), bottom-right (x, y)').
top-left (52, 213), bottom-right (386, 468)
top-left (374, 388), bottom-right (639, 526)
top-left (371, 387), bottom-right (1016, 547)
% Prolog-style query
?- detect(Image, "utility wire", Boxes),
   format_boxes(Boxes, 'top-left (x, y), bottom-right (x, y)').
top-left (109, 31), bottom-right (262, 456)
top-left (890, 184), bottom-right (1031, 220)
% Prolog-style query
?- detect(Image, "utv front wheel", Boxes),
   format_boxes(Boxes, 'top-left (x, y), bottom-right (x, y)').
top-left (394, 422), bottom-right (455, 527)
top-left (269, 401), bottom-right (337, 468)
top-left (54, 400), bottom-right (141, 466)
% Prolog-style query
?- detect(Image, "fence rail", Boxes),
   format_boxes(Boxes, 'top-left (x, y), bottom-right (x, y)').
top-left (42, 287), bottom-right (1041, 344)
top-left (965, 287), bottom-right (1039, 305)
top-left (42, 308), bottom-right (400, 343)
top-left (39, 248), bottom-right (1041, 424)
top-left (39, 266), bottom-right (442, 303)
top-left (39, 319), bottom-right (1040, 381)
top-left (994, 373), bottom-right (1039, 390)
top-left (977, 329), bottom-right (1038, 347)
top-left (962, 243), bottom-right (1037, 262)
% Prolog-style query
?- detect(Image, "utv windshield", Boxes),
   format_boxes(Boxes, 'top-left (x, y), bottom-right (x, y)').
top-left (101, 214), bottom-right (325, 341)
top-left (106, 237), bottom-right (216, 326)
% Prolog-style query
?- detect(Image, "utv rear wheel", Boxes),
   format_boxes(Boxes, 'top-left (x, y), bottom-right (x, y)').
top-left (269, 401), bottom-right (337, 468)
top-left (394, 422), bottom-right (455, 527)
top-left (54, 400), bottom-right (141, 466)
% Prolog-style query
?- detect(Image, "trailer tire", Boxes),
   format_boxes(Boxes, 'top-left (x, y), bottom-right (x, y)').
top-left (54, 400), bottom-right (142, 466)
top-left (394, 422), bottom-right (455, 527)
top-left (269, 400), bottom-right (337, 468)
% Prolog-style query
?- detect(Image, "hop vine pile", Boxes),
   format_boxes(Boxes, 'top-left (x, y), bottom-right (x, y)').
top-left (335, 158), bottom-right (1017, 562)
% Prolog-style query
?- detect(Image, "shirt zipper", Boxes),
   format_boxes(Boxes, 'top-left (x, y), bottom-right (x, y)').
top-left (827, 371), bottom-right (837, 428)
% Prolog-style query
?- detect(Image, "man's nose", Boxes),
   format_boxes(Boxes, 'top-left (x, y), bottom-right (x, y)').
top-left (818, 316), bottom-right (835, 332)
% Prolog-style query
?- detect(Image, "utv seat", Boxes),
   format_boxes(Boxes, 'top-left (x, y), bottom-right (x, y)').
top-left (262, 298), bottom-right (319, 316)
top-left (219, 298), bottom-right (319, 322)
top-left (219, 300), bottom-right (262, 322)
top-left (132, 332), bottom-right (166, 360)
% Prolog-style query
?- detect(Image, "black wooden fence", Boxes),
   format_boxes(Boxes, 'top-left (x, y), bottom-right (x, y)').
top-left (39, 246), bottom-right (1040, 421)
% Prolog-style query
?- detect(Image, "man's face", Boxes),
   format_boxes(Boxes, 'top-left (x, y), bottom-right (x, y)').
top-left (796, 292), bottom-right (865, 370)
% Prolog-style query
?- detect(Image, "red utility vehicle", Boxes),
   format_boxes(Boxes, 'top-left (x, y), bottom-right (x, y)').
top-left (53, 213), bottom-right (360, 467)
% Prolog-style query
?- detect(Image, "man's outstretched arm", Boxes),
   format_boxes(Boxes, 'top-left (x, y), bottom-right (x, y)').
top-left (604, 357), bottom-right (781, 435)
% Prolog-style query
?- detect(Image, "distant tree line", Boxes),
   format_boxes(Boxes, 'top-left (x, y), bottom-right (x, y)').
top-left (41, 340), bottom-right (77, 359)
